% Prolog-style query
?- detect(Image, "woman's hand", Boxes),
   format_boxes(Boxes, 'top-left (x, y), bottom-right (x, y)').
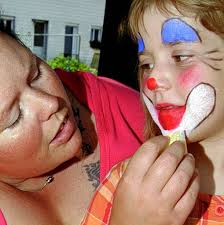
top-left (109, 136), bottom-right (199, 225)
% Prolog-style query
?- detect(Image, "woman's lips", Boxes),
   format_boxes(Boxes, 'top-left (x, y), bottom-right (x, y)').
top-left (50, 115), bottom-right (75, 146)
top-left (156, 104), bottom-right (186, 130)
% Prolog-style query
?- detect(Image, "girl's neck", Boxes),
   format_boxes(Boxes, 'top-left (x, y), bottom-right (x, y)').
top-left (188, 137), bottom-right (224, 195)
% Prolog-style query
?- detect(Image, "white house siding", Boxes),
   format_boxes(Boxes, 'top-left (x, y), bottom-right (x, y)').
top-left (0, 0), bottom-right (106, 64)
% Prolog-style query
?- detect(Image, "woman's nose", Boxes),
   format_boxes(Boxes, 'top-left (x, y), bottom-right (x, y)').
top-left (38, 94), bottom-right (59, 121)
top-left (37, 93), bottom-right (59, 122)
top-left (24, 88), bottom-right (59, 122)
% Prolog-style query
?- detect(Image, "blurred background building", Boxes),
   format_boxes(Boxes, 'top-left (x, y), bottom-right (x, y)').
top-left (0, 0), bottom-right (105, 65)
top-left (0, 0), bottom-right (139, 89)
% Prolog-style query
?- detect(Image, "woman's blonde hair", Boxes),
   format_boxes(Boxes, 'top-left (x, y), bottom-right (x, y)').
top-left (128, 0), bottom-right (224, 139)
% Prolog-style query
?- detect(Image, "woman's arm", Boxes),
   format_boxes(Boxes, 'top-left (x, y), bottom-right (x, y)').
top-left (109, 136), bottom-right (199, 225)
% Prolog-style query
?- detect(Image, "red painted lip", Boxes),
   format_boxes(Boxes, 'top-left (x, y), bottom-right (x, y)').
top-left (156, 103), bottom-right (180, 110)
top-left (50, 114), bottom-right (75, 146)
top-left (156, 103), bottom-right (186, 130)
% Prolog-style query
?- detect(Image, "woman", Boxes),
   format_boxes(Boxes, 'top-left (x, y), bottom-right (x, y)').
top-left (0, 14), bottom-right (189, 225)
top-left (0, 24), bottom-right (146, 224)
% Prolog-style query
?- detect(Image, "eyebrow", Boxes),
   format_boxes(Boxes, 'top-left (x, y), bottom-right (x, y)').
top-left (30, 55), bottom-right (38, 71)
top-left (166, 41), bottom-right (195, 47)
top-left (138, 50), bottom-right (152, 57)
top-left (25, 55), bottom-right (39, 82)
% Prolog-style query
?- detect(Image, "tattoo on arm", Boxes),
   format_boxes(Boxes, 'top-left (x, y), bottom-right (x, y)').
top-left (84, 161), bottom-right (100, 189)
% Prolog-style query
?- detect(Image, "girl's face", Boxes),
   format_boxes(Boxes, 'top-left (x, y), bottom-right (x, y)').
top-left (139, 7), bottom-right (224, 142)
top-left (0, 34), bottom-right (82, 181)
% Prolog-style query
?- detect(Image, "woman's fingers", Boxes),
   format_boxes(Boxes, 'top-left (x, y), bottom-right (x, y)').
top-left (161, 153), bottom-right (196, 207)
top-left (110, 137), bottom-right (199, 225)
top-left (124, 135), bottom-right (169, 182)
top-left (174, 170), bottom-right (200, 222)
top-left (143, 141), bottom-right (186, 192)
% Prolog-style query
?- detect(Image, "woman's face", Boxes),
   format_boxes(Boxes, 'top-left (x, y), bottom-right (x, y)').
top-left (139, 7), bottom-right (224, 142)
top-left (0, 33), bottom-right (82, 180)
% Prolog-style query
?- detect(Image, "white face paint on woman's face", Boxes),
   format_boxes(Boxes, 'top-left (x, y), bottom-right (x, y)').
top-left (0, 33), bottom-right (82, 181)
top-left (139, 7), bottom-right (224, 142)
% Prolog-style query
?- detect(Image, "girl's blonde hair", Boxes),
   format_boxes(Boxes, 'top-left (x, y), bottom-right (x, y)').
top-left (129, 0), bottom-right (224, 40)
top-left (128, 0), bottom-right (224, 139)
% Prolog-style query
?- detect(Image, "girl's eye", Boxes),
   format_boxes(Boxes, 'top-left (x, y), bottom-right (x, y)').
top-left (173, 55), bottom-right (193, 63)
top-left (10, 110), bottom-right (23, 129)
top-left (140, 63), bottom-right (154, 72)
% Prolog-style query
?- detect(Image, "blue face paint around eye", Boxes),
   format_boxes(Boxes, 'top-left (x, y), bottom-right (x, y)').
top-left (161, 18), bottom-right (200, 45)
top-left (138, 38), bottom-right (145, 53)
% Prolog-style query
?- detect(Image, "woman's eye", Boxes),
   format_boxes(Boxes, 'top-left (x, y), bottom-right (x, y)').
top-left (32, 68), bottom-right (43, 82)
top-left (10, 111), bottom-right (23, 129)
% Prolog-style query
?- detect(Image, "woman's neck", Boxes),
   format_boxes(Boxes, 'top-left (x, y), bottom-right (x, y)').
top-left (0, 174), bottom-right (54, 192)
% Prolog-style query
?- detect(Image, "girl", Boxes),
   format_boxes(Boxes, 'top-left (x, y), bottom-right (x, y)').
top-left (82, 0), bottom-right (224, 224)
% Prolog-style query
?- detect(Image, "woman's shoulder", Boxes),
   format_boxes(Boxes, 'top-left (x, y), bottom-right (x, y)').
top-left (54, 69), bottom-right (140, 98)
top-left (55, 69), bottom-right (144, 118)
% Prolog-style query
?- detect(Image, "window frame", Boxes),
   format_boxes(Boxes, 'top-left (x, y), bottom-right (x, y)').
top-left (0, 15), bottom-right (15, 31)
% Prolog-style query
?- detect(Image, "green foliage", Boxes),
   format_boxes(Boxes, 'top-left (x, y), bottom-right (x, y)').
top-left (47, 55), bottom-right (97, 75)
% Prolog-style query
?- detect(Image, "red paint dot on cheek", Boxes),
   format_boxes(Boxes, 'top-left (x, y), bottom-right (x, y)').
top-left (178, 66), bottom-right (202, 89)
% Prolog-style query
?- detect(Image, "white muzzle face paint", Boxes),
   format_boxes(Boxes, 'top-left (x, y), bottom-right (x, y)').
top-left (143, 83), bottom-right (216, 137)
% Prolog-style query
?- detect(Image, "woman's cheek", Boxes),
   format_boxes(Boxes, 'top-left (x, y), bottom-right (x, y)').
top-left (0, 125), bottom-right (41, 161)
top-left (177, 65), bottom-right (202, 90)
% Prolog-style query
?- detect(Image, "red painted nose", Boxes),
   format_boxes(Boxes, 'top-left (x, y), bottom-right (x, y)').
top-left (147, 77), bottom-right (158, 90)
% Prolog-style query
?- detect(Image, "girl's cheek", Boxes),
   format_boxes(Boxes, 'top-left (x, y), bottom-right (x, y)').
top-left (142, 74), bottom-right (153, 97)
top-left (177, 65), bottom-right (202, 90)
top-left (142, 74), bottom-right (148, 87)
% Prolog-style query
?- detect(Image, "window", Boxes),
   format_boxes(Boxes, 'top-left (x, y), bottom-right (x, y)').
top-left (32, 20), bottom-right (48, 59)
top-left (90, 26), bottom-right (102, 49)
top-left (64, 25), bottom-right (79, 57)
top-left (33, 20), bottom-right (48, 47)
top-left (0, 15), bottom-right (15, 31)
top-left (90, 26), bottom-right (102, 42)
